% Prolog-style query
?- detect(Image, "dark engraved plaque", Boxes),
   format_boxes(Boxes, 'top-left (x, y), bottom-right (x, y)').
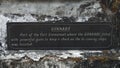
top-left (7, 22), bottom-right (116, 50)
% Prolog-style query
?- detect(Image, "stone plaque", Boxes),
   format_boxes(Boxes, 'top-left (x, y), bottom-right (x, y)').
top-left (7, 22), bottom-right (115, 50)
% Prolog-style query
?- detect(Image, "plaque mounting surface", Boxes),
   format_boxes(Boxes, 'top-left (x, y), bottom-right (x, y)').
top-left (7, 22), bottom-right (115, 50)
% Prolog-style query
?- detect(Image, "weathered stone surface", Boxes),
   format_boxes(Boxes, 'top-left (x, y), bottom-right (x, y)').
top-left (0, 55), bottom-right (120, 68)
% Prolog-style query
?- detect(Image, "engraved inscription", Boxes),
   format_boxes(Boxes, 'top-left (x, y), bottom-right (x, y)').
top-left (7, 22), bottom-right (113, 50)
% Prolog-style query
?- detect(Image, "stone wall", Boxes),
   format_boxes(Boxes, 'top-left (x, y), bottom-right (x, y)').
top-left (0, 0), bottom-right (120, 68)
